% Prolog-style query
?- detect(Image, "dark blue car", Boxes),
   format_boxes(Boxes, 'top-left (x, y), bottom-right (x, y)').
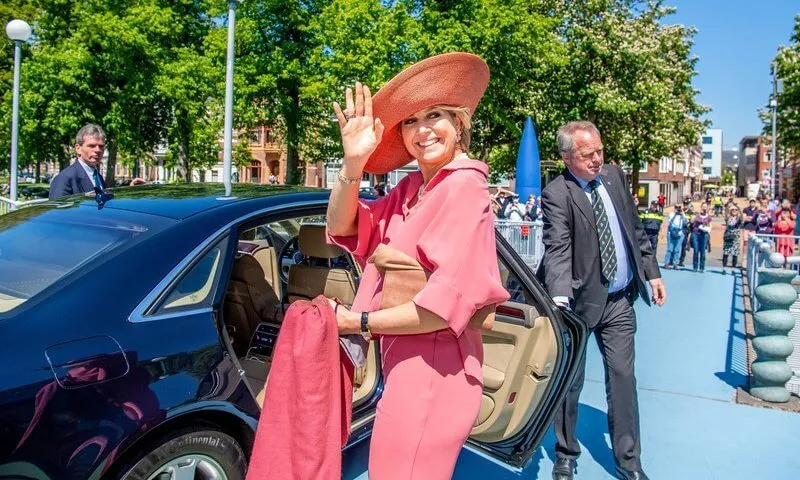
top-left (0, 184), bottom-right (586, 479)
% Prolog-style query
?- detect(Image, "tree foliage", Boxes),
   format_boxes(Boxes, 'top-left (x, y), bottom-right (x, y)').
top-left (1, 0), bottom-right (707, 190)
top-left (773, 15), bottom-right (800, 157)
top-left (552, 0), bottom-right (708, 191)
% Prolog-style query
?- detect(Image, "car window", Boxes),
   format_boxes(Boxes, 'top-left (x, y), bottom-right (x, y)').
top-left (498, 257), bottom-right (531, 304)
top-left (0, 207), bottom-right (164, 314)
top-left (154, 237), bottom-right (229, 314)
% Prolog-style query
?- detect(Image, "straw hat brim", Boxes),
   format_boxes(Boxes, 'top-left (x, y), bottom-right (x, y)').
top-left (364, 52), bottom-right (490, 175)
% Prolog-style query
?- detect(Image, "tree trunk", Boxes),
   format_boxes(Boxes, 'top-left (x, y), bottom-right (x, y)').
top-left (175, 113), bottom-right (192, 182)
top-left (105, 135), bottom-right (117, 186)
top-left (631, 165), bottom-right (640, 197)
top-left (36, 162), bottom-right (41, 183)
top-left (284, 81), bottom-right (302, 185)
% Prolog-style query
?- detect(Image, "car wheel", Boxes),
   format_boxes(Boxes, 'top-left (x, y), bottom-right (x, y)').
top-left (120, 429), bottom-right (246, 480)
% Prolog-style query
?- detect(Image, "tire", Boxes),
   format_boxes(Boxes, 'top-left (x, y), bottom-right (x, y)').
top-left (120, 428), bottom-right (246, 480)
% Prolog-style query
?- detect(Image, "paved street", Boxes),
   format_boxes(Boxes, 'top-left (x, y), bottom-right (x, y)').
top-left (345, 264), bottom-right (800, 479)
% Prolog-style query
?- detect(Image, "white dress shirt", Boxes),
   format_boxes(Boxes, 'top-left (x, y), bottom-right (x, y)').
top-left (77, 159), bottom-right (101, 188)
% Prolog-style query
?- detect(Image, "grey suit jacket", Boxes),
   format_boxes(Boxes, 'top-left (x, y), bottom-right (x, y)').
top-left (539, 164), bottom-right (660, 328)
top-left (48, 161), bottom-right (104, 199)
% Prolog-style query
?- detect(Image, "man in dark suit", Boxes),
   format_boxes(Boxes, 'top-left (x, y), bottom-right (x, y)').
top-left (540, 121), bottom-right (666, 480)
top-left (48, 124), bottom-right (107, 199)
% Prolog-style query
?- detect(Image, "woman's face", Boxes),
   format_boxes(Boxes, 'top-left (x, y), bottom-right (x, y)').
top-left (782, 200), bottom-right (792, 210)
top-left (701, 203), bottom-right (708, 213)
top-left (401, 106), bottom-right (460, 170)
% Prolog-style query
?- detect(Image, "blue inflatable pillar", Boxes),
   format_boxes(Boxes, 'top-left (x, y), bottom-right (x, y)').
top-left (515, 117), bottom-right (541, 200)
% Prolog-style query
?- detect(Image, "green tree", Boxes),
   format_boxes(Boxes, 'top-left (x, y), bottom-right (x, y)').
top-left (154, 0), bottom-right (224, 182)
top-left (721, 171), bottom-right (735, 186)
top-left (17, 0), bottom-right (174, 183)
top-left (773, 15), bottom-right (800, 155)
top-left (555, 0), bottom-right (708, 193)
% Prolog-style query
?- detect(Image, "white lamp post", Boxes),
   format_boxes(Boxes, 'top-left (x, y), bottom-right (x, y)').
top-left (222, 0), bottom-right (243, 198)
top-left (5, 19), bottom-right (32, 205)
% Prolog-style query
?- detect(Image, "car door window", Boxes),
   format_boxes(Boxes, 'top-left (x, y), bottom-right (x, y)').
top-left (153, 237), bottom-right (229, 314)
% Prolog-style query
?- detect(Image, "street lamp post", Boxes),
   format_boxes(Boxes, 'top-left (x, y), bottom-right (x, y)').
top-left (770, 59), bottom-right (785, 200)
top-left (5, 19), bottom-right (32, 205)
top-left (222, 0), bottom-right (243, 198)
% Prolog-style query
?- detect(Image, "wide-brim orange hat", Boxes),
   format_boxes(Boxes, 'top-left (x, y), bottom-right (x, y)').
top-left (364, 52), bottom-right (490, 174)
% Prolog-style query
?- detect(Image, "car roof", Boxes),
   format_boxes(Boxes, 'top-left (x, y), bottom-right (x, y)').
top-left (42, 184), bottom-right (328, 220)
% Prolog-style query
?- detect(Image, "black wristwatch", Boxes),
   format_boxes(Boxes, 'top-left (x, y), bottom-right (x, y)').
top-left (360, 311), bottom-right (372, 339)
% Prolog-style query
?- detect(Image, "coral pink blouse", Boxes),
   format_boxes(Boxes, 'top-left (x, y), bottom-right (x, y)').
top-left (327, 155), bottom-right (510, 381)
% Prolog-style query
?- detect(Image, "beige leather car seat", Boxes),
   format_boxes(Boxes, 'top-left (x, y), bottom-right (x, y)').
top-left (224, 253), bottom-right (281, 356)
top-left (253, 247), bottom-right (282, 300)
top-left (286, 224), bottom-right (357, 306)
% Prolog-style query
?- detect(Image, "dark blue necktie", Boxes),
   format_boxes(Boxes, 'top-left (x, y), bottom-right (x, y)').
top-left (589, 179), bottom-right (617, 284)
top-left (92, 169), bottom-right (103, 190)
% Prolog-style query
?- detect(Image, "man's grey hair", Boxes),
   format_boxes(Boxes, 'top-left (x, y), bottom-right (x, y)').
top-left (556, 121), bottom-right (601, 155)
top-left (75, 124), bottom-right (106, 145)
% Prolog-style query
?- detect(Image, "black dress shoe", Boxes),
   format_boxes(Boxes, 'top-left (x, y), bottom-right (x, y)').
top-left (615, 466), bottom-right (650, 480)
top-left (552, 458), bottom-right (577, 480)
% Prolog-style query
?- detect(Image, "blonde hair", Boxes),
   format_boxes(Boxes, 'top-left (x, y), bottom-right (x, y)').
top-left (436, 105), bottom-right (472, 153)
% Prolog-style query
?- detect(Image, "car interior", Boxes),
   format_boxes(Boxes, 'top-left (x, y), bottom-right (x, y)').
top-left (214, 211), bottom-right (562, 444)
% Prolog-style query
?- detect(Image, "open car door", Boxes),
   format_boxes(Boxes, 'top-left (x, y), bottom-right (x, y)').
top-left (462, 232), bottom-right (588, 472)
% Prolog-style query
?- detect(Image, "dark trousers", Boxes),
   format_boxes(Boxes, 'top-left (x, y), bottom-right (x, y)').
top-left (554, 291), bottom-right (641, 471)
top-left (679, 232), bottom-right (691, 264)
top-left (692, 232), bottom-right (709, 271)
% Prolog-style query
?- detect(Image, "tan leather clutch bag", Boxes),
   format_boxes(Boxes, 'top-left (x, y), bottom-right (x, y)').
top-left (367, 244), bottom-right (495, 330)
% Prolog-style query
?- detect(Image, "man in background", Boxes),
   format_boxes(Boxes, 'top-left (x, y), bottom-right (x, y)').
top-left (640, 201), bottom-right (664, 255)
top-left (49, 124), bottom-right (107, 199)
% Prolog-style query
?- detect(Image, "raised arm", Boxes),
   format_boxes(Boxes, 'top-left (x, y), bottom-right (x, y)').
top-left (327, 82), bottom-right (385, 236)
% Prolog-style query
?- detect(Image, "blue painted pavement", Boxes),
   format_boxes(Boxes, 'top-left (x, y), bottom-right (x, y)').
top-left (346, 267), bottom-right (800, 479)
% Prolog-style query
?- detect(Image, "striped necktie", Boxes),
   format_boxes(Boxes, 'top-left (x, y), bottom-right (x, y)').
top-left (589, 179), bottom-right (617, 284)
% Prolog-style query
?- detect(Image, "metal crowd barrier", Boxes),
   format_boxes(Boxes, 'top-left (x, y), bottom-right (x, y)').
top-left (0, 197), bottom-right (49, 216)
top-left (495, 220), bottom-right (544, 270)
top-left (747, 233), bottom-right (800, 396)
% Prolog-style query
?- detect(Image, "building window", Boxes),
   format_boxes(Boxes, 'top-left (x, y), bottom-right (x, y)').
top-left (702, 136), bottom-right (713, 145)
top-left (703, 167), bottom-right (712, 174)
top-left (211, 170), bottom-right (219, 182)
top-left (703, 151), bottom-right (712, 160)
top-left (639, 162), bottom-right (649, 173)
top-left (659, 157), bottom-right (671, 173)
top-left (250, 161), bottom-right (262, 183)
top-left (250, 128), bottom-right (262, 145)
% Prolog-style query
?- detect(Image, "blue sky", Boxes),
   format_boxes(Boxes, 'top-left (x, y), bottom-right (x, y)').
top-left (666, 0), bottom-right (798, 149)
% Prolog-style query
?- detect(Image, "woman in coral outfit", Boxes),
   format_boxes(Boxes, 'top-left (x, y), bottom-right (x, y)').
top-left (326, 53), bottom-right (510, 480)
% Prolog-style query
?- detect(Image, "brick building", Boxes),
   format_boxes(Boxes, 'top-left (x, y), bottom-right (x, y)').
top-left (634, 147), bottom-right (701, 206)
top-left (737, 135), bottom-right (771, 198)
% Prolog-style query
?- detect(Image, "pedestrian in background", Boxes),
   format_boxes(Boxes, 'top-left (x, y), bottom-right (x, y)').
top-left (640, 201), bottom-right (664, 255)
top-left (678, 201), bottom-right (693, 267)
top-left (657, 193), bottom-right (666, 214)
top-left (774, 207), bottom-right (796, 258)
top-left (722, 207), bottom-right (743, 275)
top-left (755, 209), bottom-right (774, 235)
top-left (49, 124), bottom-right (107, 199)
top-left (713, 193), bottom-right (723, 217)
top-left (505, 195), bottom-right (526, 221)
top-left (691, 203), bottom-right (712, 273)
top-left (664, 204), bottom-right (686, 269)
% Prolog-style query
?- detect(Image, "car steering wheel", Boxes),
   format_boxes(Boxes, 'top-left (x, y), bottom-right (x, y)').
top-left (277, 236), bottom-right (303, 284)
